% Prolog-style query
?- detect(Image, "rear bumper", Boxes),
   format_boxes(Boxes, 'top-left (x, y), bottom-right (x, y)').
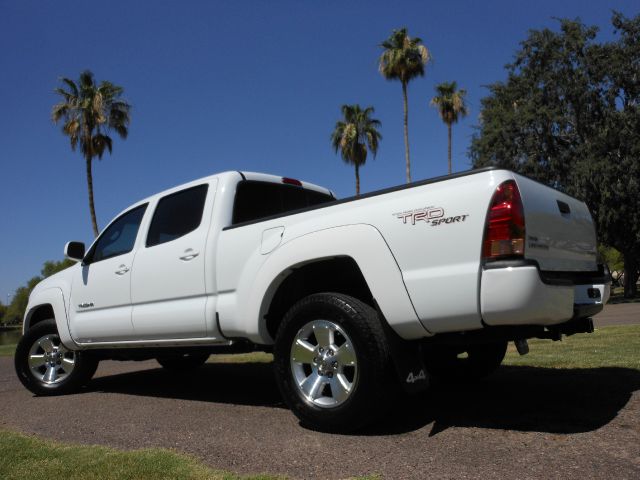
top-left (480, 262), bottom-right (610, 327)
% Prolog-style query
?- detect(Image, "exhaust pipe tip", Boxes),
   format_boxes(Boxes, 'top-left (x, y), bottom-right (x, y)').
top-left (514, 339), bottom-right (529, 356)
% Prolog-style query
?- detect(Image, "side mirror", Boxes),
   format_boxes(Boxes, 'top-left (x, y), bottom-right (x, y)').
top-left (64, 241), bottom-right (86, 262)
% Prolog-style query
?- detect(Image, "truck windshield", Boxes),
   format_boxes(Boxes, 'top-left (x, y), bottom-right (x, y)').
top-left (232, 180), bottom-right (333, 225)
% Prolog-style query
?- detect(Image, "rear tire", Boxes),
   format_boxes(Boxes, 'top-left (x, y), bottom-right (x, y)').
top-left (423, 341), bottom-right (507, 382)
top-left (156, 352), bottom-right (209, 371)
top-left (14, 319), bottom-right (98, 396)
top-left (273, 293), bottom-right (394, 432)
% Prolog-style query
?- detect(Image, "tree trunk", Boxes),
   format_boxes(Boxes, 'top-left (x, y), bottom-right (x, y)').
top-left (447, 122), bottom-right (452, 175)
top-left (402, 81), bottom-right (411, 183)
top-left (355, 163), bottom-right (360, 196)
top-left (622, 251), bottom-right (639, 298)
top-left (86, 155), bottom-right (99, 237)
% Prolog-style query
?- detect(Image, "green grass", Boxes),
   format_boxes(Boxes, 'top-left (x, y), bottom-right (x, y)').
top-left (208, 352), bottom-right (273, 364)
top-left (0, 429), bottom-right (283, 480)
top-left (0, 429), bottom-right (379, 480)
top-left (214, 326), bottom-right (640, 371)
top-left (0, 344), bottom-right (16, 357)
top-left (503, 324), bottom-right (640, 370)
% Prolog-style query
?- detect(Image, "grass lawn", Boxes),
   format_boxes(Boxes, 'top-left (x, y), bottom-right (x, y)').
top-left (503, 324), bottom-right (640, 370)
top-left (208, 351), bottom-right (273, 364)
top-left (3, 326), bottom-right (639, 370)
top-left (0, 429), bottom-right (287, 480)
top-left (209, 325), bottom-right (640, 371)
top-left (0, 430), bottom-right (378, 480)
top-left (0, 344), bottom-right (16, 357)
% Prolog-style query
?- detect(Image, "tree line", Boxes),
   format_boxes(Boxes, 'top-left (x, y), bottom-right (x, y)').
top-left (470, 12), bottom-right (640, 298)
top-left (0, 259), bottom-right (74, 325)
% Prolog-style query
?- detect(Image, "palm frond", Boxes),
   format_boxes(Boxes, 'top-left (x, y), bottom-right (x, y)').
top-left (79, 70), bottom-right (95, 89)
top-left (330, 103), bottom-right (382, 167)
top-left (379, 27), bottom-right (430, 82)
top-left (92, 134), bottom-right (113, 159)
top-left (60, 77), bottom-right (78, 96)
top-left (51, 103), bottom-right (68, 123)
top-left (431, 81), bottom-right (469, 124)
top-left (53, 70), bottom-right (130, 169)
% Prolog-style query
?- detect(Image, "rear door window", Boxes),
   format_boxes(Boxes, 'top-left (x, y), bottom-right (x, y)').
top-left (146, 184), bottom-right (209, 247)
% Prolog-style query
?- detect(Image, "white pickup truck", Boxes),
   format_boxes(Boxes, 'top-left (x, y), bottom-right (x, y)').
top-left (15, 168), bottom-right (610, 431)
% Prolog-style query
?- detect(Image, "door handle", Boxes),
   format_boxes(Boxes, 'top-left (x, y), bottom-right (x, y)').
top-left (179, 250), bottom-right (199, 261)
top-left (115, 265), bottom-right (130, 275)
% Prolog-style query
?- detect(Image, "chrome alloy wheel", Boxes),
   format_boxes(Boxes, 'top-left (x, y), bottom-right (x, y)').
top-left (28, 334), bottom-right (76, 384)
top-left (290, 319), bottom-right (358, 408)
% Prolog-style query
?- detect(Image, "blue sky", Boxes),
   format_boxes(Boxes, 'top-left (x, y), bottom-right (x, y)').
top-left (0, 0), bottom-right (637, 301)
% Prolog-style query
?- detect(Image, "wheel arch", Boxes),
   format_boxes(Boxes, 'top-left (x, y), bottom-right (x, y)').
top-left (23, 288), bottom-right (78, 350)
top-left (23, 304), bottom-right (55, 332)
top-left (218, 224), bottom-right (428, 344)
top-left (263, 256), bottom-right (374, 340)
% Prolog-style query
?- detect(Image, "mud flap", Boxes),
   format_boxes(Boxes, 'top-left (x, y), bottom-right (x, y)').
top-left (381, 321), bottom-right (429, 393)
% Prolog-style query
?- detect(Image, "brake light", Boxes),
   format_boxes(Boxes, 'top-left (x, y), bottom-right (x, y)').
top-left (282, 177), bottom-right (302, 186)
top-left (482, 180), bottom-right (525, 260)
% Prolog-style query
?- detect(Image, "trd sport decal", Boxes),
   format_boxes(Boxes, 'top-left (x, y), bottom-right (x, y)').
top-left (393, 206), bottom-right (469, 226)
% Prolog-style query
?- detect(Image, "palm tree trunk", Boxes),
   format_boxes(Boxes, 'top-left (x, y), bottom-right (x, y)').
top-left (355, 163), bottom-right (360, 196)
top-left (85, 155), bottom-right (99, 237)
top-left (447, 122), bottom-right (452, 174)
top-left (402, 81), bottom-right (411, 183)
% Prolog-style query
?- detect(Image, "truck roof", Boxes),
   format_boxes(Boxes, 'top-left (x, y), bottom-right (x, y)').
top-left (114, 171), bottom-right (334, 222)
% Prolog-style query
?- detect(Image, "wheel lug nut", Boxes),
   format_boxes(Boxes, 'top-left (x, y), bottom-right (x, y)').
top-left (332, 361), bottom-right (338, 367)
top-left (313, 357), bottom-right (318, 363)
top-left (319, 347), bottom-right (324, 353)
top-left (328, 349), bottom-right (334, 356)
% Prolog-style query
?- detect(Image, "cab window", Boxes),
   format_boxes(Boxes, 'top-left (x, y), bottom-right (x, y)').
top-left (86, 204), bottom-right (147, 263)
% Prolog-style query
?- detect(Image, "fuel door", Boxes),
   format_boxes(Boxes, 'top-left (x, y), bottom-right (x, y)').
top-left (261, 226), bottom-right (285, 254)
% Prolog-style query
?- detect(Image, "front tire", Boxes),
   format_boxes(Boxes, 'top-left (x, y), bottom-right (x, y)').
top-left (274, 293), bottom-right (393, 432)
top-left (15, 320), bottom-right (98, 396)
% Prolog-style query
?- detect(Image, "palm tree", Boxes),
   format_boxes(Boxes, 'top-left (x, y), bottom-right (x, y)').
top-left (331, 104), bottom-right (382, 195)
top-left (430, 81), bottom-right (468, 174)
top-left (379, 27), bottom-right (430, 183)
top-left (52, 70), bottom-right (131, 236)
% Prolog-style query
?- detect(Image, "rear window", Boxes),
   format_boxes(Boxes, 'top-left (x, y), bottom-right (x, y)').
top-left (232, 181), bottom-right (333, 224)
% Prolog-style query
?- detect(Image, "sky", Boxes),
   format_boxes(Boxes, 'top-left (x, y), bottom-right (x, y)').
top-left (0, 0), bottom-right (638, 302)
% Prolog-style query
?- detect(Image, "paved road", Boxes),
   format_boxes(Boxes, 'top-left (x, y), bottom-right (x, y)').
top-left (594, 302), bottom-right (640, 327)
top-left (0, 303), bottom-right (638, 479)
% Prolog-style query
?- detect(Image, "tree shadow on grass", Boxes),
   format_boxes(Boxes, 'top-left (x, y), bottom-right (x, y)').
top-left (87, 363), bottom-right (640, 436)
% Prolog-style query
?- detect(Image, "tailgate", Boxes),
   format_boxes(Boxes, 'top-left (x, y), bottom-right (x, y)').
top-left (513, 173), bottom-right (598, 272)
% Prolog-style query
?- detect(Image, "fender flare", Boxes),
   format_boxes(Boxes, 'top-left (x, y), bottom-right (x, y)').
top-left (219, 224), bottom-right (430, 343)
top-left (24, 288), bottom-right (79, 350)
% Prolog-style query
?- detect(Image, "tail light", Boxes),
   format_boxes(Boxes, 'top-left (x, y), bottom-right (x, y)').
top-left (482, 180), bottom-right (525, 260)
